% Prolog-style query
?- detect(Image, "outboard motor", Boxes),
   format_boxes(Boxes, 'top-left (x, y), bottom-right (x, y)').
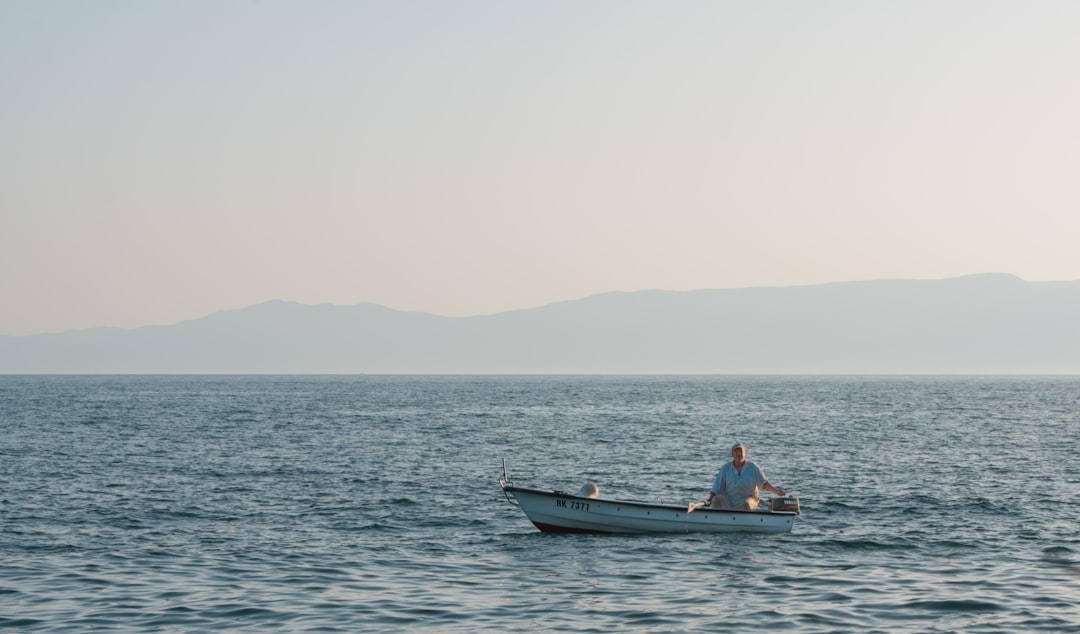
top-left (768, 497), bottom-right (800, 514)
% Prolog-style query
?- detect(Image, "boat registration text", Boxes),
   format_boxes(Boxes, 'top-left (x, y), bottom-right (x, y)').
top-left (556, 499), bottom-right (590, 511)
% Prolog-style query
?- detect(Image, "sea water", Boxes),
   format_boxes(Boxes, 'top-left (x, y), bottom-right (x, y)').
top-left (1, 375), bottom-right (1078, 632)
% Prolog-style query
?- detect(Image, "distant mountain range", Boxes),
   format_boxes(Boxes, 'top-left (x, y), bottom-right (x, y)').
top-left (3, 274), bottom-right (1079, 374)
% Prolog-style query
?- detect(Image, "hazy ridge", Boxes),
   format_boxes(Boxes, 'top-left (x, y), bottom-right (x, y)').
top-left (3, 274), bottom-right (1079, 373)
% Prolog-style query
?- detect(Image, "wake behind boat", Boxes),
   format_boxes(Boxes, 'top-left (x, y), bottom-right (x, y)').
top-left (499, 460), bottom-right (800, 535)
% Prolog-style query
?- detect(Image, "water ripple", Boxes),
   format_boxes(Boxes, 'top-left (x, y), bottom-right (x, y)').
top-left (2, 375), bottom-right (1079, 632)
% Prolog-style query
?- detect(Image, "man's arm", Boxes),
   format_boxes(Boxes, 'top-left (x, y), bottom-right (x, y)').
top-left (762, 481), bottom-right (786, 497)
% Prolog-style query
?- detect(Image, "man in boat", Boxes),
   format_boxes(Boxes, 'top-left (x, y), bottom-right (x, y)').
top-left (706, 443), bottom-right (786, 511)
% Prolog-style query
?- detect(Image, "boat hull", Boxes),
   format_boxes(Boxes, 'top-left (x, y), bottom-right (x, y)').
top-left (502, 485), bottom-right (797, 534)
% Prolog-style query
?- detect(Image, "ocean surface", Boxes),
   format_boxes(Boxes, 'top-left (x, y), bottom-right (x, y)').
top-left (1, 375), bottom-right (1078, 632)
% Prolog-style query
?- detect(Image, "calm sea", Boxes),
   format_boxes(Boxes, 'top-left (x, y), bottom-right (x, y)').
top-left (1, 375), bottom-right (1078, 632)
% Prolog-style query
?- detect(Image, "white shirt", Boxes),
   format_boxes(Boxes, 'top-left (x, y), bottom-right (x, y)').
top-left (711, 460), bottom-right (767, 507)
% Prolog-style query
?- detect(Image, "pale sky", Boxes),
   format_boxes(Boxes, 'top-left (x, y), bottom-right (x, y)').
top-left (3, 1), bottom-right (1078, 336)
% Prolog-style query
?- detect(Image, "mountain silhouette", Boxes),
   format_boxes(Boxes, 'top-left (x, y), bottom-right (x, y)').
top-left (2, 274), bottom-right (1078, 373)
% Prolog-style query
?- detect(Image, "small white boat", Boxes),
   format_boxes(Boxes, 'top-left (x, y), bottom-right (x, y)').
top-left (499, 461), bottom-right (800, 535)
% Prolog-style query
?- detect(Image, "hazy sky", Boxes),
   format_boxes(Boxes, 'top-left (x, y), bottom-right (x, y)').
top-left (3, 1), bottom-right (1078, 335)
